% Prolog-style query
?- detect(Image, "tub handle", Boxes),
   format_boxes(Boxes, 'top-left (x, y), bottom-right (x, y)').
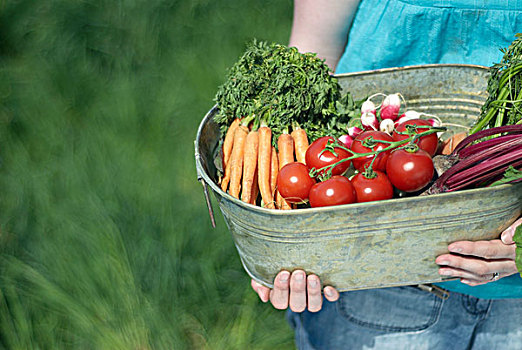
top-left (195, 143), bottom-right (216, 228)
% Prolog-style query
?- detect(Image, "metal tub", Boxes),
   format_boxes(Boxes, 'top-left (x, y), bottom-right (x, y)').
top-left (194, 65), bottom-right (522, 291)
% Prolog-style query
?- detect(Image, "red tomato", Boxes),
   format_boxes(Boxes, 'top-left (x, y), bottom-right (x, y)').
top-left (350, 131), bottom-right (393, 172)
top-left (392, 119), bottom-right (438, 157)
top-left (277, 162), bottom-right (316, 203)
top-left (309, 176), bottom-right (357, 208)
top-left (305, 136), bottom-right (351, 176)
top-left (351, 171), bottom-right (394, 203)
top-left (386, 148), bottom-right (434, 192)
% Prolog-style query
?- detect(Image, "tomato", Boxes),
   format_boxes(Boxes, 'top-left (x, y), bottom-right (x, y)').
top-left (276, 162), bottom-right (316, 203)
top-left (392, 119), bottom-right (438, 157)
top-left (351, 171), bottom-right (394, 203)
top-left (309, 176), bottom-right (357, 208)
top-left (350, 131), bottom-right (393, 172)
top-left (305, 136), bottom-right (351, 176)
top-left (386, 148), bottom-right (434, 192)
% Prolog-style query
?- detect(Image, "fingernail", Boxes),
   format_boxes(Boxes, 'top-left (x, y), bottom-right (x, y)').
top-left (501, 230), bottom-right (514, 244)
top-left (448, 245), bottom-right (462, 253)
top-left (309, 278), bottom-right (318, 288)
top-left (325, 288), bottom-right (333, 297)
top-left (439, 269), bottom-right (452, 276)
top-left (295, 271), bottom-right (304, 281)
top-left (280, 271), bottom-right (290, 282)
top-left (437, 260), bottom-right (449, 266)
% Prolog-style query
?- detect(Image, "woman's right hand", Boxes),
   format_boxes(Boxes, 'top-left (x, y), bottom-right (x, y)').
top-left (251, 270), bottom-right (340, 312)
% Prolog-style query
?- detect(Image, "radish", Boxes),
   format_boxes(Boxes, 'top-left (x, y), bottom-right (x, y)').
top-left (361, 112), bottom-right (379, 130)
top-left (379, 119), bottom-right (395, 134)
top-left (361, 100), bottom-right (376, 115)
top-left (338, 134), bottom-right (354, 149)
top-left (380, 93), bottom-right (401, 120)
top-left (348, 126), bottom-right (363, 138)
top-left (395, 110), bottom-right (421, 126)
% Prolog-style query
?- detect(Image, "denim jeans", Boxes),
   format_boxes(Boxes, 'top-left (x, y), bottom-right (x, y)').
top-left (287, 286), bottom-right (522, 350)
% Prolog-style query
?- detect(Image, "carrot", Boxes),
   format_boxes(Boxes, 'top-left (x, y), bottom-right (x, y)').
top-left (250, 167), bottom-right (259, 205)
top-left (221, 157), bottom-right (233, 192)
top-left (278, 132), bottom-right (295, 167)
top-left (228, 124), bottom-right (249, 198)
top-left (277, 132), bottom-right (294, 210)
top-left (258, 126), bottom-right (275, 209)
top-left (223, 118), bottom-right (241, 167)
top-left (220, 118), bottom-right (241, 192)
top-left (291, 125), bottom-right (309, 164)
top-left (440, 132), bottom-right (468, 155)
top-left (241, 130), bottom-right (259, 203)
top-left (270, 146), bottom-right (278, 200)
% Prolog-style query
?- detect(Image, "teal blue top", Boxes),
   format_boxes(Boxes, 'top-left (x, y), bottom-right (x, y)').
top-left (335, 0), bottom-right (522, 299)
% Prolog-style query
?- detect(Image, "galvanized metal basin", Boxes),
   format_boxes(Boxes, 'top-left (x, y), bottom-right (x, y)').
top-left (194, 64), bottom-right (522, 291)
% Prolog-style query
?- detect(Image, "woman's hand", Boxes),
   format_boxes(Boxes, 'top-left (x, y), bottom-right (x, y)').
top-left (436, 218), bottom-right (522, 286)
top-left (251, 270), bottom-right (339, 312)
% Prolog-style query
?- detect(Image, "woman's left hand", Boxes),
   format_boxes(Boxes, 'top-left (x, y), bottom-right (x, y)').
top-left (435, 218), bottom-right (521, 286)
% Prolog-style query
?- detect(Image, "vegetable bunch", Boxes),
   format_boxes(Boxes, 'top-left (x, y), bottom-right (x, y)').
top-left (214, 40), bottom-right (359, 143)
top-left (277, 115), bottom-right (448, 208)
top-left (219, 116), bottom-right (311, 209)
top-left (471, 34), bottom-right (522, 133)
top-left (428, 125), bottom-right (522, 194)
top-left (215, 40), bottom-right (361, 209)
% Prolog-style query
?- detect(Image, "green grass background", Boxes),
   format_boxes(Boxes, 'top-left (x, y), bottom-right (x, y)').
top-left (0, 1), bottom-right (296, 348)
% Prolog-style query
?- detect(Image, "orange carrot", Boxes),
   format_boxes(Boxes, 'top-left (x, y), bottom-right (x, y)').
top-left (291, 126), bottom-right (309, 164)
top-left (241, 130), bottom-right (259, 203)
top-left (221, 157), bottom-right (232, 192)
top-left (440, 132), bottom-right (468, 155)
top-left (257, 126), bottom-right (275, 209)
top-left (228, 124), bottom-right (249, 198)
top-left (278, 132), bottom-right (295, 168)
top-left (270, 146), bottom-right (278, 201)
top-left (250, 167), bottom-right (259, 205)
top-left (220, 119), bottom-right (241, 192)
top-left (223, 118), bottom-right (241, 167)
top-left (277, 132), bottom-right (294, 210)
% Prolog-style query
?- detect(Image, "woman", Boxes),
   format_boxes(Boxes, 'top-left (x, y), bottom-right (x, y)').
top-left (252, 1), bottom-right (522, 348)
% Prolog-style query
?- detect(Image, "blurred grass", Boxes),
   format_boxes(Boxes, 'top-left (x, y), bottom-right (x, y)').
top-left (0, 0), bottom-right (295, 349)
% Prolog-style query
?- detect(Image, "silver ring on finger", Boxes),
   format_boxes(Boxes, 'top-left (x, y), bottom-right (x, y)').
top-left (490, 272), bottom-right (500, 281)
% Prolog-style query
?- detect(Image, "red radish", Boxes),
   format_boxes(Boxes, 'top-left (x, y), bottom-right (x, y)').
top-left (379, 119), bottom-right (395, 134)
top-left (380, 93), bottom-right (401, 120)
top-left (395, 110), bottom-right (421, 126)
top-left (348, 126), bottom-right (363, 138)
top-left (361, 112), bottom-right (379, 130)
top-left (361, 100), bottom-right (376, 115)
top-left (338, 134), bottom-right (354, 149)
top-left (426, 117), bottom-right (444, 138)
top-left (426, 118), bottom-right (440, 127)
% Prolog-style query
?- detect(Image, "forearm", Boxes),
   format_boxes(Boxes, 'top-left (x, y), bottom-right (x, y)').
top-left (289, 0), bottom-right (360, 71)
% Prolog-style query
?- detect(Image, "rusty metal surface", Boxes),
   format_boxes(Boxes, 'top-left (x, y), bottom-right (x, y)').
top-left (194, 64), bottom-right (522, 291)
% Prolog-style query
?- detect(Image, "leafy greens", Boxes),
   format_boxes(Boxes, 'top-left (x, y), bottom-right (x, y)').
top-left (214, 40), bottom-right (360, 145)
top-left (471, 34), bottom-right (522, 133)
